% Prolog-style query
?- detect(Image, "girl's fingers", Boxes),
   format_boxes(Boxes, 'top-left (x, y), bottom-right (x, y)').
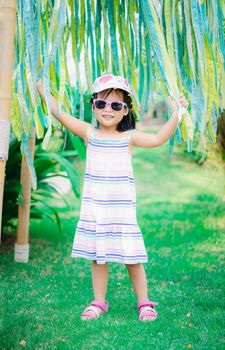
top-left (178, 95), bottom-right (189, 107)
top-left (167, 94), bottom-right (189, 110)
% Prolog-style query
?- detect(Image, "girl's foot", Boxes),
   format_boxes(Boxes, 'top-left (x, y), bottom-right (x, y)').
top-left (138, 300), bottom-right (158, 321)
top-left (81, 300), bottom-right (108, 320)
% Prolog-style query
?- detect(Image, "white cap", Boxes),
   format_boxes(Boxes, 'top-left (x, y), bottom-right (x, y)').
top-left (92, 73), bottom-right (133, 95)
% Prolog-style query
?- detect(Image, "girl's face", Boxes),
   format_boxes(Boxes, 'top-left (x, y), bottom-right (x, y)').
top-left (93, 89), bottom-right (128, 130)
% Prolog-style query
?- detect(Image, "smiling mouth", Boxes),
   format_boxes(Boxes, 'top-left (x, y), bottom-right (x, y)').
top-left (102, 115), bottom-right (114, 119)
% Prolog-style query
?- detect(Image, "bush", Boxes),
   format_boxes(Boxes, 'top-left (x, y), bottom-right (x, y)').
top-left (2, 131), bottom-right (85, 235)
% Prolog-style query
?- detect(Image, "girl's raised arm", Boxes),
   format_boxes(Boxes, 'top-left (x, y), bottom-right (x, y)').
top-left (131, 94), bottom-right (189, 149)
top-left (37, 78), bottom-right (93, 143)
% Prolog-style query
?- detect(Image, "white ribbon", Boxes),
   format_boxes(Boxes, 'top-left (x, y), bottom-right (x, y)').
top-left (168, 91), bottom-right (187, 123)
top-left (0, 120), bottom-right (10, 161)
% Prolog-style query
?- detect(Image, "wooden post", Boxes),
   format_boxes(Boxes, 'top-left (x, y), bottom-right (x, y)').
top-left (0, 0), bottom-right (17, 244)
top-left (14, 127), bottom-right (36, 263)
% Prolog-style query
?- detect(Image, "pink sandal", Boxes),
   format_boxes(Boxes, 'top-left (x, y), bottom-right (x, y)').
top-left (81, 300), bottom-right (109, 320)
top-left (138, 300), bottom-right (158, 321)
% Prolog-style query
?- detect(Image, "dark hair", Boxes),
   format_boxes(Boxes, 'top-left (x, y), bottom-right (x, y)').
top-left (90, 88), bottom-right (136, 131)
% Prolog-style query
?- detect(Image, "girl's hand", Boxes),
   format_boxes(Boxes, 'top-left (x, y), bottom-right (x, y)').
top-left (167, 94), bottom-right (189, 113)
top-left (167, 94), bottom-right (189, 122)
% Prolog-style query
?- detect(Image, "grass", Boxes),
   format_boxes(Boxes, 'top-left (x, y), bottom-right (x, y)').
top-left (1, 132), bottom-right (225, 350)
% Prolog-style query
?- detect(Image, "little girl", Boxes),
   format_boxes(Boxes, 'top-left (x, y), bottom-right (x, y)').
top-left (37, 73), bottom-right (188, 322)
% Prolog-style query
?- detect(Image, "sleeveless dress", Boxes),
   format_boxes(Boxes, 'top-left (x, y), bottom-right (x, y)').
top-left (71, 127), bottom-right (148, 265)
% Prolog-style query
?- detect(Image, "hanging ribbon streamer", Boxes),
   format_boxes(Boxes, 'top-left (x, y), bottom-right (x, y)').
top-left (10, 0), bottom-right (225, 166)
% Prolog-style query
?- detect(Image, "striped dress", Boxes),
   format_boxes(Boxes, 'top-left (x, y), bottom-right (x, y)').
top-left (71, 126), bottom-right (148, 264)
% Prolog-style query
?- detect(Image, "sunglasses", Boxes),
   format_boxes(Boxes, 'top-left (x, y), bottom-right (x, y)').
top-left (93, 98), bottom-right (128, 112)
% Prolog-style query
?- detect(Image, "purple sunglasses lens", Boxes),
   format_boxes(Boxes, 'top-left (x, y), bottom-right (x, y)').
top-left (95, 100), bottom-right (107, 109)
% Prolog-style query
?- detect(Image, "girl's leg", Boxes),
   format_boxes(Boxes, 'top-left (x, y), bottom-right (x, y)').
top-left (125, 263), bottom-right (148, 302)
top-left (92, 260), bottom-right (108, 302)
top-left (82, 260), bottom-right (108, 320)
top-left (126, 263), bottom-right (157, 321)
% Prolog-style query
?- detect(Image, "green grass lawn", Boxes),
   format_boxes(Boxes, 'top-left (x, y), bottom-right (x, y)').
top-left (1, 135), bottom-right (225, 350)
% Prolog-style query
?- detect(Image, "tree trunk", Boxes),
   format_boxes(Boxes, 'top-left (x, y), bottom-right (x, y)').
top-left (15, 127), bottom-right (36, 263)
top-left (0, 0), bottom-right (17, 244)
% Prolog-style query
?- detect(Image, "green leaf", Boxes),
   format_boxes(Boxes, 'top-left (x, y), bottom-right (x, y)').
top-left (68, 132), bottom-right (86, 160)
top-left (31, 202), bottom-right (62, 234)
top-left (35, 153), bottom-right (80, 197)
